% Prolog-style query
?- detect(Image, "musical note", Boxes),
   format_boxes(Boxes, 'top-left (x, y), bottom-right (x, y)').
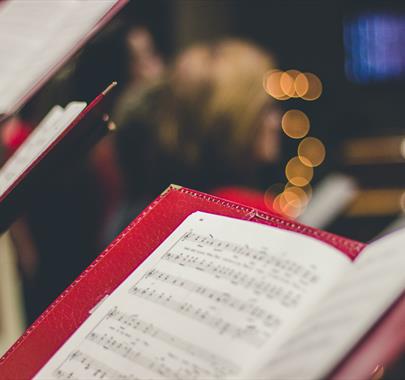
top-left (129, 285), bottom-right (268, 347)
top-left (76, 307), bottom-right (239, 379)
top-left (161, 249), bottom-right (311, 309)
top-left (182, 232), bottom-right (318, 281)
top-left (35, 212), bottom-right (346, 380)
top-left (53, 350), bottom-right (136, 380)
top-left (174, 232), bottom-right (319, 285)
top-left (103, 308), bottom-right (239, 377)
top-left (144, 268), bottom-right (301, 309)
top-left (86, 331), bottom-right (184, 379)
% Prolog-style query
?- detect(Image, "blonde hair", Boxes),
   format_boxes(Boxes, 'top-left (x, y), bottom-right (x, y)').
top-left (156, 39), bottom-right (275, 170)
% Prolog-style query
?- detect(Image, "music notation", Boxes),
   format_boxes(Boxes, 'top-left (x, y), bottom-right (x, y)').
top-left (130, 285), bottom-right (269, 347)
top-left (104, 308), bottom-right (239, 377)
top-left (155, 256), bottom-right (303, 308)
top-left (182, 232), bottom-right (318, 282)
top-left (35, 212), bottom-right (345, 380)
top-left (86, 331), bottom-right (182, 379)
top-left (53, 350), bottom-right (136, 380)
top-left (144, 269), bottom-right (282, 325)
top-left (54, 307), bottom-right (240, 380)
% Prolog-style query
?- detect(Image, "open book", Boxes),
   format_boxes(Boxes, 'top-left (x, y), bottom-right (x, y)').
top-left (0, 0), bottom-right (126, 120)
top-left (24, 202), bottom-right (403, 378)
top-left (0, 83), bottom-right (116, 233)
top-left (0, 186), bottom-right (403, 379)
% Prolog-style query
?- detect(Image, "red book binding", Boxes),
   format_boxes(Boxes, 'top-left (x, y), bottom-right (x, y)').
top-left (0, 185), bottom-right (404, 379)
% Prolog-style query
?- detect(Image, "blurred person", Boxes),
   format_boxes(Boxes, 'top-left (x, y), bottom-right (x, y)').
top-left (92, 25), bottom-right (165, 221)
top-left (0, 20), bottom-right (162, 325)
top-left (127, 26), bottom-right (165, 87)
top-left (111, 39), bottom-right (282, 234)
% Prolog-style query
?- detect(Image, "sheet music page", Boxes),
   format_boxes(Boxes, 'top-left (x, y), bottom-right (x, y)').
top-left (254, 228), bottom-right (405, 380)
top-left (34, 212), bottom-right (350, 380)
top-left (0, 102), bottom-right (86, 199)
top-left (0, 0), bottom-right (116, 115)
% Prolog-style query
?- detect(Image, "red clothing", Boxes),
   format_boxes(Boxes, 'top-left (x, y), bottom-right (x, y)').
top-left (1, 118), bottom-right (33, 157)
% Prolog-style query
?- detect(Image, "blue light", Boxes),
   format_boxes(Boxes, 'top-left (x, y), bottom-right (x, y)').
top-left (344, 12), bottom-right (405, 83)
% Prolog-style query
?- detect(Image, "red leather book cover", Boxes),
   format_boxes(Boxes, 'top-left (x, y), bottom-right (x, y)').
top-left (0, 185), bottom-right (402, 379)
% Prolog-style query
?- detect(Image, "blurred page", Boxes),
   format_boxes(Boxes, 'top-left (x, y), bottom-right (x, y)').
top-left (0, 102), bottom-right (86, 199)
top-left (253, 228), bottom-right (405, 380)
top-left (0, 0), bottom-right (116, 116)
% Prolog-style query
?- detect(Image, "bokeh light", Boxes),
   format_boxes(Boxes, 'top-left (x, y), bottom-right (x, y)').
top-left (272, 189), bottom-right (304, 219)
top-left (298, 137), bottom-right (326, 167)
top-left (266, 183), bottom-right (313, 218)
top-left (275, 192), bottom-right (301, 218)
top-left (274, 184), bottom-right (313, 218)
top-left (264, 182), bottom-right (284, 209)
top-left (284, 183), bottom-right (312, 206)
top-left (264, 68), bottom-right (323, 217)
top-left (300, 72), bottom-right (323, 101)
top-left (263, 70), bottom-right (289, 100)
top-left (285, 156), bottom-right (313, 187)
top-left (281, 109), bottom-right (310, 139)
top-left (263, 70), bottom-right (322, 101)
top-left (294, 73), bottom-right (309, 97)
top-left (280, 70), bottom-right (300, 98)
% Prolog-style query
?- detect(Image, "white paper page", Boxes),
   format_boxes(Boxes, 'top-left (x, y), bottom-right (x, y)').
top-left (34, 212), bottom-right (350, 380)
top-left (0, 101), bottom-right (86, 198)
top-left (255, 228), bottom-right (405, 380)
top-left (0, 0), bottom-right (116, 115)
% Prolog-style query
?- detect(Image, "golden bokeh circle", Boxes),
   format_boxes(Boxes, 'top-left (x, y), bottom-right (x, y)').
top-left (294, 73), bottom-right (309, 98)
top-left (301, 72), bottom-right (322, 101)
top-left (264, 183), bottom-right (284, 209)
top-left (263, 70), bottom-right (290, 100)
top-left (284, 185), bottom-right (310, 207)
top-left (285, 182), bottom-right (313, 203)
top-left (285, 156), bottom-right (313, 187)
top-left (298, 137), bottom-right (326, 167)
top-left (280, 70), bottom-right (301, 98)
top-left (281, 109), bottom-right (310, 139)
top-left (273, 191), bottom-right (302, 218)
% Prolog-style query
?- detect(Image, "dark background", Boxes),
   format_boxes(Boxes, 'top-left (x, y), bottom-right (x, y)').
top-left (124, 0), bottom-right (405, 174)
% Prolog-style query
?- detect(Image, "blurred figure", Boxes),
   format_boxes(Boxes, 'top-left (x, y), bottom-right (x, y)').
top-left (112, 39), bottom-right (282, 233)
top-left (92, 26), bottom-right (165, 221)
top-left (0, 21), bottom-right (165, 325)
top-left (127, 26), bottom-right (165, 87)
